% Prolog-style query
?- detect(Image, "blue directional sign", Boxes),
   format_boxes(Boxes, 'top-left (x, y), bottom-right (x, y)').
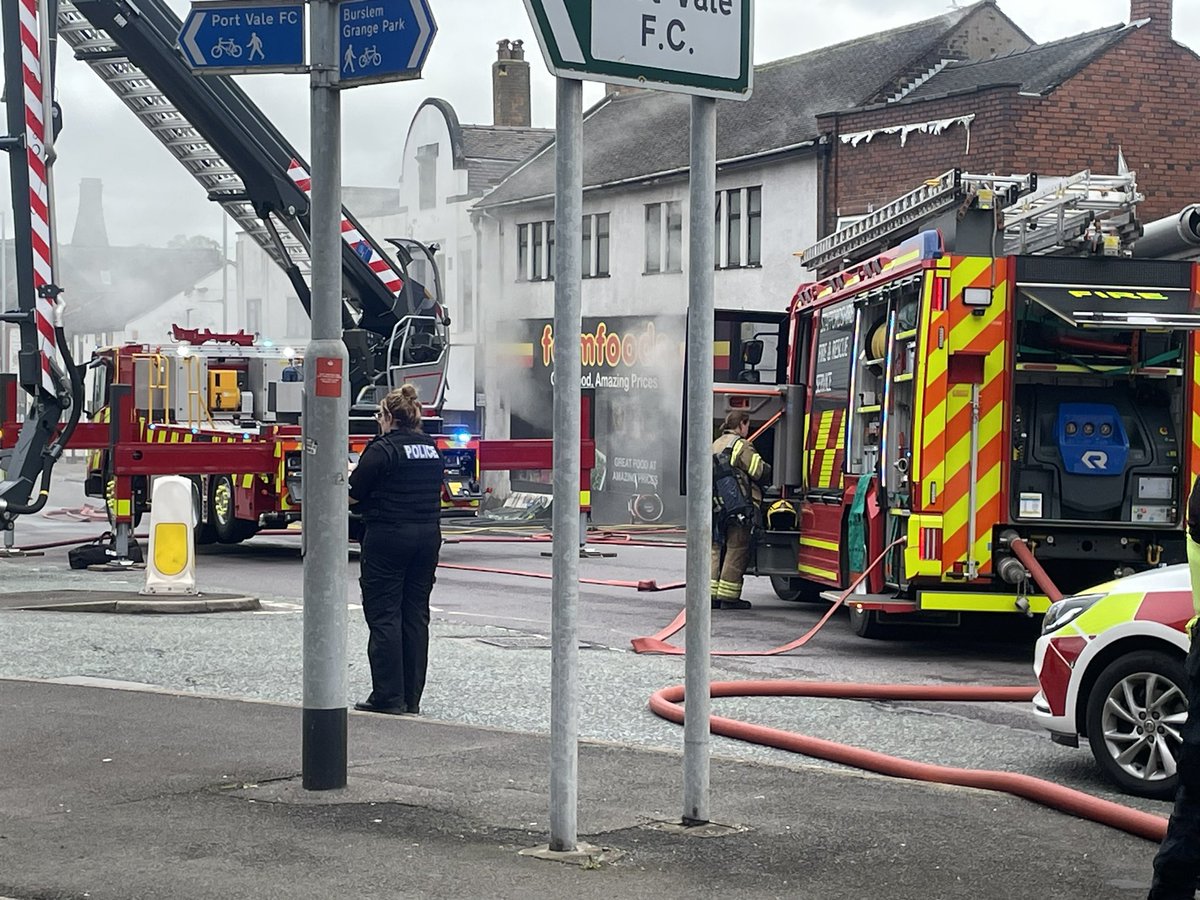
top-left (337, 0), bottom-right (437, 88)
top-left (179, 1), bottom-right (306, 74)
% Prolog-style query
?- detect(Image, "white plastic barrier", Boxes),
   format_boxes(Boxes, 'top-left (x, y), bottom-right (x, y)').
top-left (141, 475), bottom-right (197, 595)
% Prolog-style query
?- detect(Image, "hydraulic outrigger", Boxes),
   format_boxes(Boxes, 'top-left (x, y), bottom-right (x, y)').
top-left (0, 0), bottom-right (85, 549)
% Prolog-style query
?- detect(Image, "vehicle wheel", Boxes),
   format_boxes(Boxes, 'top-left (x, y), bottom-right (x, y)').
top-left (1084, 649), bottom-right (1187, 800)
top-left (191, 477), bottom-right (217, 545)
top-left (210, 474), bottom-right (259, 544)
top-left (771, 576), bottom-right (819, 603)
top-left (848, 605), bottom-right (889, 639)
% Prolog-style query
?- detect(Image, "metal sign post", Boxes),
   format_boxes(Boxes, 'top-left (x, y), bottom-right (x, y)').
top-left (549, 75), bottom-right (583, 853)
top-left (683, 96), bottom-right (716, 824)
top-left (301, 0), bottom-right (348, 792)
top-left (525, 0), bottom-right (753, 835)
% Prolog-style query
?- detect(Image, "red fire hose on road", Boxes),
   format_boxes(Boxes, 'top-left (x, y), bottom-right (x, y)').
top-left (634, 537), bottom-right (1167, 842)
top-left (648, 680), bottom-right (1168, 843)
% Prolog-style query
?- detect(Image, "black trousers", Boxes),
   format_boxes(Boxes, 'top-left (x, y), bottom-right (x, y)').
top-left (358, 522), bottom-right (441, 712)
top-left (1149, 627), bottom-right (1200, 899)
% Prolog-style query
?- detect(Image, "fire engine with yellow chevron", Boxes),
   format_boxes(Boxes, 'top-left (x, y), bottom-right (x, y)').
top-left (718, 168), bottom-right (1200, 638)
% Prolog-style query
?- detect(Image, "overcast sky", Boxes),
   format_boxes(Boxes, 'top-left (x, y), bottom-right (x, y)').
top-left (1, 0), bottom-right (1196, 250)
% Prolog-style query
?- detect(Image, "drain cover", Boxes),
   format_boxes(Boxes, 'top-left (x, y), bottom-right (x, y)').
top-left (477, 636), bottom-right (599, 650)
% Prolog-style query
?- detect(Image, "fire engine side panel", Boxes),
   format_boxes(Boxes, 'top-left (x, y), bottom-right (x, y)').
top-left (908, 261), bottom-right (950, 578)
top-left (1191, 264), bottom-right (1200, 487)
top-left (939, 256), bottom-right (1010, 580)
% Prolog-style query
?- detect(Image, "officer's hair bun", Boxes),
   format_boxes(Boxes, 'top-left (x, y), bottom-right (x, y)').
top-left (383, 384), bottom-right (423, 429)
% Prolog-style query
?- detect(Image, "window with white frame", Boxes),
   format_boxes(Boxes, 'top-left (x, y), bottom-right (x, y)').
top-left (517, 220), bottom-right (555, 281)
top-left (581, 213), bottom-right (610, 278)
top-left (715, 186), bottom-right (762, 269)
top-left (417, 143), bottom-right (438, 210)
top-left (458, 244), bottom-right (474, 333)
top-left (644, 201), bottom-right (682, 274)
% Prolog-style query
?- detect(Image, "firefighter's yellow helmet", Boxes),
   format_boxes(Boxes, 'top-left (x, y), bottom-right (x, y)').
top-left (766, 499), bottom-right (798, 531)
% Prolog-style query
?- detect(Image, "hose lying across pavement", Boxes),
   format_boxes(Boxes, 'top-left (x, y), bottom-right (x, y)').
top-left (633, 537), bottom-right (1169, 843)
top-left (648, 681), bottom-right (1168, 843)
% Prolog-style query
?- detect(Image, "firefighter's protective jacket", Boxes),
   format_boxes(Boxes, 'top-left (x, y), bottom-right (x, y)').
top-left (712, 429), bottom-right (771, 505)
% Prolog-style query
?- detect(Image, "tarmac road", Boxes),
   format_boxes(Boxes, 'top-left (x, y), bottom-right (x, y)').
top-left (0, 468), bottom-right (1174, 823)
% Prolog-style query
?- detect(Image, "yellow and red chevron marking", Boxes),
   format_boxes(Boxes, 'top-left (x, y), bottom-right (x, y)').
top-left (287, 159), bottom-right (404, 297)
top-left (808, 408), bottom-right (845, 490)
top-left (19, 0), bottom-right (58, 396)
top-left (915, 263), bottom-right (950, 514)
top-left (939, 258), bottom-right (1009, 578)
top-left (1191, 338), bottom-right (1200, 487)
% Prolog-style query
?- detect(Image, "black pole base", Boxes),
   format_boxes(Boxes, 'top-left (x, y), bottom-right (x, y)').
top-left (302, 706), bottom-right (347, 791)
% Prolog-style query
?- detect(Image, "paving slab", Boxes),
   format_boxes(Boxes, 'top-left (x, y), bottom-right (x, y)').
top-left (0, 589), bottom-right (259, 613)
top-left (0, 678), bottom-right (1161, 900)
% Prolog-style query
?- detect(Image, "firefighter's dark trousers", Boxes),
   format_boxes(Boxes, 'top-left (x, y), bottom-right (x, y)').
top-left (711, 522), bottom-right (751, 602)
top-left (358, 522), bottom-right (441, 713)
top-left (1148, 624), bottom-right (1200, 899)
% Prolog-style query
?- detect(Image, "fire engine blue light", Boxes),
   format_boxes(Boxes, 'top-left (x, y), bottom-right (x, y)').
top-left (449, 426), bottom-right (471, 447)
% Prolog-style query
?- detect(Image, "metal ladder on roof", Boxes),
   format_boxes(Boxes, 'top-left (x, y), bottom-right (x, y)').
top-left (1001, 169), bottom-right (1143, 256)
top-left (801, 168), bottom-right (1143, 273)
top-left (55, 0), bottom-right (312, 281)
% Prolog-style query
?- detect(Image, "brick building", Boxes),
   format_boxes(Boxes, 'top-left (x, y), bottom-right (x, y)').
top-left (818, 0), bottom-right (1200, 234)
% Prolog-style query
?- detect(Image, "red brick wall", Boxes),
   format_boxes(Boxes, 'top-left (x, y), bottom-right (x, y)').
top-left (820, 25), bottom-right (1200, 235)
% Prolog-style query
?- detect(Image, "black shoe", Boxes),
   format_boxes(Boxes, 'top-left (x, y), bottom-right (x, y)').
top-left (720, 599), bottom-right (752, 610)
top-left (354, 701), bottom-right (407, 715)
top-left (711, 598), bottom-right (723, 610)
top-left (406, 706), bottom-right (420, 716)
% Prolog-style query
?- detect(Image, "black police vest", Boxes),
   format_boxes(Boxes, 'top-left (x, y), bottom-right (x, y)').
top-left (359, 428), bottom-right (443, 527)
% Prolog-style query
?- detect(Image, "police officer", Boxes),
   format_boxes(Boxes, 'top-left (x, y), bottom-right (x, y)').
top-left (349, 384), bottom-right (443, 716)
top-left (711, 410), bottom-right (771, 610)
top-left (1148, 478), bottom-right (1200, 897)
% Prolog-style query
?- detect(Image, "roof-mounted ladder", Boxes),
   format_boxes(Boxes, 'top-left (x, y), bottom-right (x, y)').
top-left (55, 1), bottom-right (312, 280)
top-left (1001, 169), bottom-right (1143, 256)
top-left (801, 168), bottom-right (1143, 273)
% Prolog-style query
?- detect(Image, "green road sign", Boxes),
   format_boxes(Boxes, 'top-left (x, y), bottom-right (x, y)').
top-left (523, 0), bottom-right (753, 100)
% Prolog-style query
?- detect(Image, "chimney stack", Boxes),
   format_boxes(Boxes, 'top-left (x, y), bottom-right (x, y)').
top-left (493, 38), bottom-right (531, 128)
top-left (1131, 0), bottom-right (1172, 37)
top-left (71, 177), bottom-right (110, 248)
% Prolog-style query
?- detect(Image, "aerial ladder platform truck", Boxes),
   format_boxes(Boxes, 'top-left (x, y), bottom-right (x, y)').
top-left (716, 168), bottom-right (1200, 637)
top-left (0, 0), bottom-right (481, 554)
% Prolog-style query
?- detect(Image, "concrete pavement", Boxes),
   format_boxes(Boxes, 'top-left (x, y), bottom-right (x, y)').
top-left (0, 678), bottom-right (1160, 899)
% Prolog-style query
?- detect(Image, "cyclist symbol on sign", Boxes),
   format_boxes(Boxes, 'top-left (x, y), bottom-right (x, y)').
top-left (359, 45), bottom-right (381, 68)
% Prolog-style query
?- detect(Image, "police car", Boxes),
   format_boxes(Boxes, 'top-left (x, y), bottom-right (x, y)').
top-left (1032, 565), bottom-right (1193, 799)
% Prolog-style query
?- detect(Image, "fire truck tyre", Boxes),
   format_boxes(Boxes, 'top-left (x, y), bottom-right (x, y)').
top-left (191, 478), bottom-right (217, 545)
top-left (211, 475), bottom-right (259, 544)
top-left (1084, 649), bottom-right (1187, 801)
top-left (770, 576), bottom-right (818, 603)
top-left (848, 606), bottom-right (890, 640)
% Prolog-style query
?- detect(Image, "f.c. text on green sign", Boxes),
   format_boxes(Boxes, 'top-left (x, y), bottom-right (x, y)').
top-left (523, 0), bottom-right (753, 100)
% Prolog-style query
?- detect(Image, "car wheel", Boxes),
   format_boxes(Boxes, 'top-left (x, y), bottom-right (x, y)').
top-left (771, 576), bottom-right (819, 603)
top-left (210, 475), bottom-right (259, 545)
top-left (1084, 649), bottom-right (1188, 800)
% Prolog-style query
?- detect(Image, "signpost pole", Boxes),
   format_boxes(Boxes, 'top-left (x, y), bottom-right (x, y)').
top-left (301, 0), bottom-right (348, 792)
top-left (682, 95), bottom-right (717, 825)
top-left (549, 74), bottom-right (583, 853)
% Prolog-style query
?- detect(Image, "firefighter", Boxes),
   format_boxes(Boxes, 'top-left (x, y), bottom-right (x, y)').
top-left (348, 384), bottom-right (444, 716)
top-left (1147, 478), bottom-right (1200, 898)
top-left (711, 410), bottom-right (771, 610)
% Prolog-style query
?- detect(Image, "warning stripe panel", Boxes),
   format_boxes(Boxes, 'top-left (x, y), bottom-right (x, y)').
top-left (939, 259), bottom-right (1008, 577)
top-left (287, 159), bottom-right (404, 297)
